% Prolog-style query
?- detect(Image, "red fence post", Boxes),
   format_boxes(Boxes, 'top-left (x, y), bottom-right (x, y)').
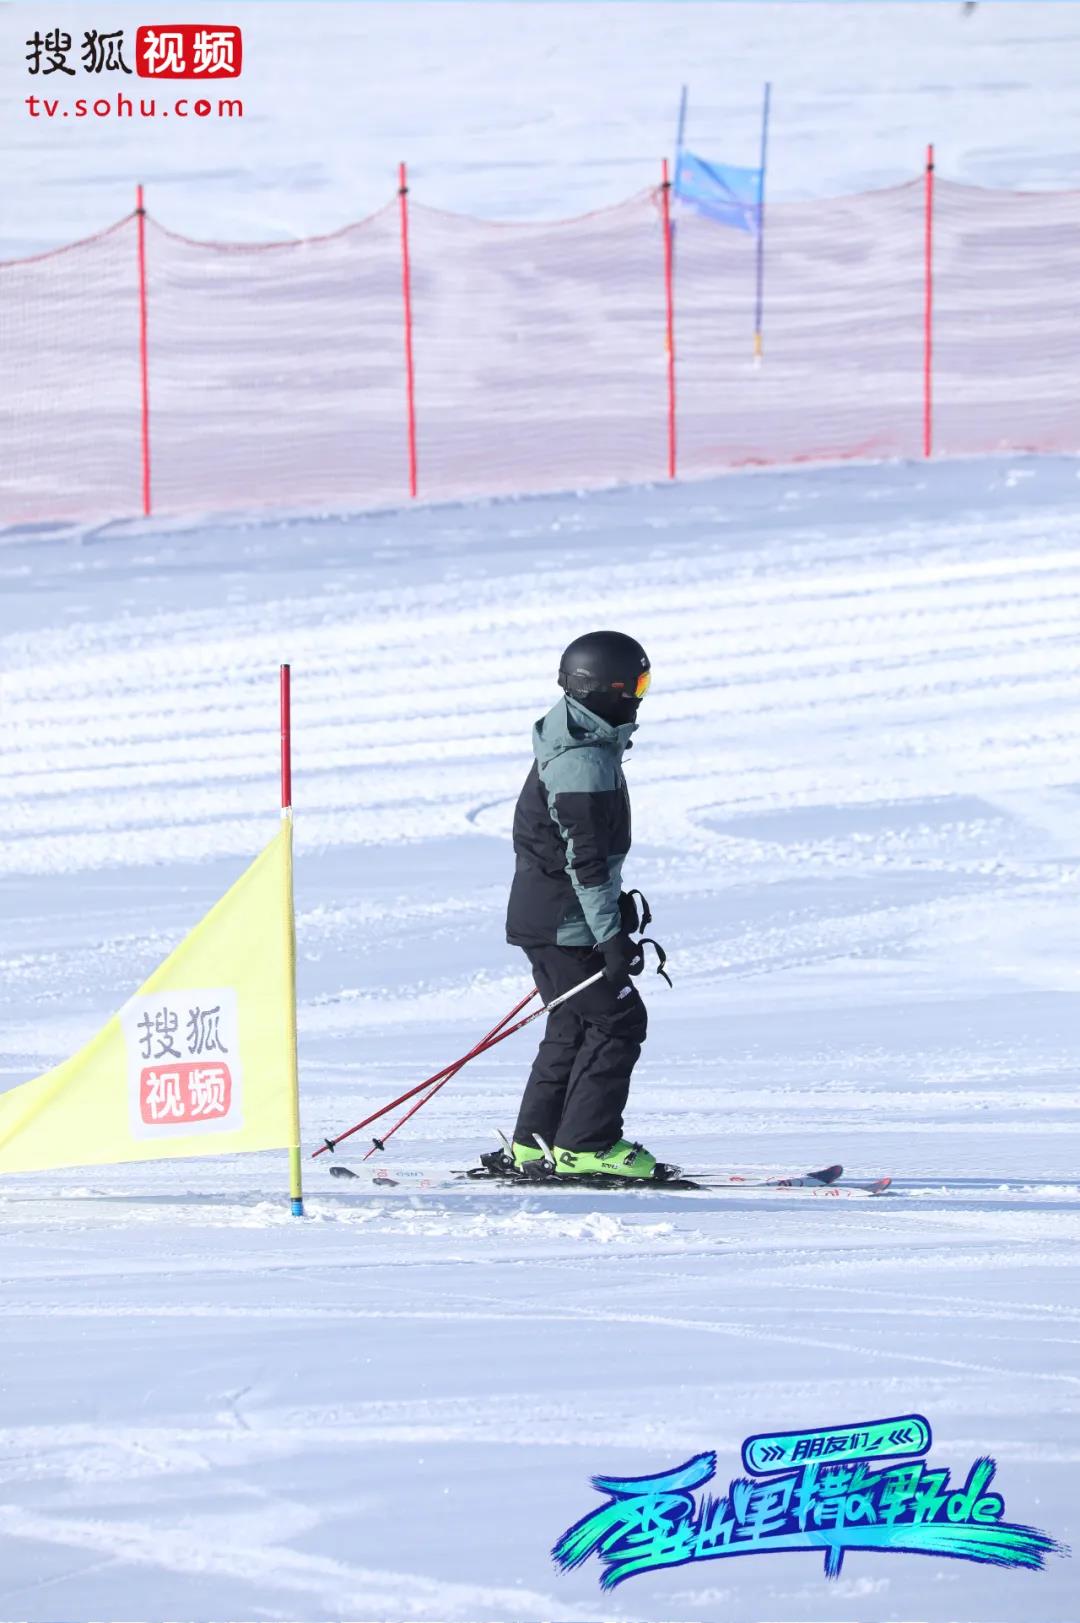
top-left (923, 144), bottom-right (934, 460)
top-left (398, 162), bottom-right (419, 499)
top-left (135, 183), bottom-right (152, 515)
top-left (661, 159), bottom-right (678, 480)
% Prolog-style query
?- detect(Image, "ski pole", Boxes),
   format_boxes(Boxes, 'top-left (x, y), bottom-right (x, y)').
top-left (361, 1066), bottom-right (463, 1159)
top-left (359, 968), bottom-right (607, 1159)
top-left (313, 985), bottom-right (540, 1158)
top-left (444, 969), bottom-right (604, 1055)
top-left (359, 987), bottom-right (546, 1158)
top-left (315, 969), bottom-right (606, 1159)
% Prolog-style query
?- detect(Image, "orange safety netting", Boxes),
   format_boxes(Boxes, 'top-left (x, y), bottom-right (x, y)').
top-left (2, 176), bottom-right (1079, 527)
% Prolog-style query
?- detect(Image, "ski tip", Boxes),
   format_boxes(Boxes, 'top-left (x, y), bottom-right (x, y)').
top-left (329, 1164), bottom-right (358, 1179)
top-left (769, 1163), bottom-right (844, 1188)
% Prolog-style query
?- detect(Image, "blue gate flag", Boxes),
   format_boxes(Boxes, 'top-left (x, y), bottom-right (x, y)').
top-left (675, 150), bottom-right (762, 234)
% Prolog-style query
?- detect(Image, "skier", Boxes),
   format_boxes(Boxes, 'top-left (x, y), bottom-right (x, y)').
top-left (503, 630), bottom-right (659, 1179)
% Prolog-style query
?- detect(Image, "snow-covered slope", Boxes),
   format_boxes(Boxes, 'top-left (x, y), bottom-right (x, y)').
top-left (1, 456), bottom-right (1077, 1619)
top-left (4, 1), bottom-right (1080, 257)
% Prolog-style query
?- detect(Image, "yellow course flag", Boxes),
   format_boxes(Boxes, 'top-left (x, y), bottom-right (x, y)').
top-left (0, 823), bottom-right (300, 1177)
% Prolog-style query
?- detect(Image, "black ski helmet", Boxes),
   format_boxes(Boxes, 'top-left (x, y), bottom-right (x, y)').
top-left (557, 630), bottom-right (651, 719)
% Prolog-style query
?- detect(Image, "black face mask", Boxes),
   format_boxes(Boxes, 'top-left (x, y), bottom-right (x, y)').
top-left (579, 691), bottom-right (641, 726)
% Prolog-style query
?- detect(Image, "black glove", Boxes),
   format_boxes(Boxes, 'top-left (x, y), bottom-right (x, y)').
top-left (600, 932), bottom-right (642, 985)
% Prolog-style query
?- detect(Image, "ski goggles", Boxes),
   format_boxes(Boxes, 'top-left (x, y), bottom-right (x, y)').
top-left (634, 670), bottom-right (652, 699)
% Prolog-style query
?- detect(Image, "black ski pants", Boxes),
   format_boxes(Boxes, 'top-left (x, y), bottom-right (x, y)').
top-left (512, 943), bottom-right (647, 1153)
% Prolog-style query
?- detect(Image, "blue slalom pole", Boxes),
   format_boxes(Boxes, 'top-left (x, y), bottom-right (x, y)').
top-left (753, 81), bottom-right (771, 363)
top-left (668, 84), bottom-right (688, 334)
top-left (671, 85), bottom-right (688, 259)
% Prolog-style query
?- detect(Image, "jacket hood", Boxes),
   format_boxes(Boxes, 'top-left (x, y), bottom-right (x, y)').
top-left (532, 696), bottom-right (637, 771)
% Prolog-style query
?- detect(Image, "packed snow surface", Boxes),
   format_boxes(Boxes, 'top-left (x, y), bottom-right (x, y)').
top-left (1, 457), bottom-right (1078, 1619)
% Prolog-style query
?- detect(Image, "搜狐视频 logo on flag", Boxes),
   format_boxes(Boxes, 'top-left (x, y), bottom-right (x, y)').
top-left (121, 988), bottom-right (243, 1139)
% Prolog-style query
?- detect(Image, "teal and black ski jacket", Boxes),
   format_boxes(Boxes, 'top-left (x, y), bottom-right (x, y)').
top-left (505, 695), bottom-right (636, 949)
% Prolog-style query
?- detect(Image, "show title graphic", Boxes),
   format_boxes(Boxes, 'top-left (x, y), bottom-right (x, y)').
top-left (554, 1414), bottom-right (1066, 1590)
top-left (26, 25), bottom-right (242, 79)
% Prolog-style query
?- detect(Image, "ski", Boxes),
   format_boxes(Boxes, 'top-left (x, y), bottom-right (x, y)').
top-left (731, 1163), bottom-right (843, 1188)
top-left (326, 1160), bottom-right (891, 1195)
top-left (709, 1165), bottom-right (891, 1195)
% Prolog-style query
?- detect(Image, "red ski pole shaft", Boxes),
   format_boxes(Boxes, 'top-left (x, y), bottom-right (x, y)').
top-left (314, 1072), bottom-right (452, 1156)
top-left (313, 986), bottom-right (540, 1157)
top-left (361, 1065), bottom-right (464, 1159)
top-left (362, 1009), bottom-right (539, 1159)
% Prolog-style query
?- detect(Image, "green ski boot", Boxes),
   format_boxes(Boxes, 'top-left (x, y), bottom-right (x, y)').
top-left (512, 1139), bottom-right (547, 1171)
top-left (553, 1139), bottom-right (658, 1179)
